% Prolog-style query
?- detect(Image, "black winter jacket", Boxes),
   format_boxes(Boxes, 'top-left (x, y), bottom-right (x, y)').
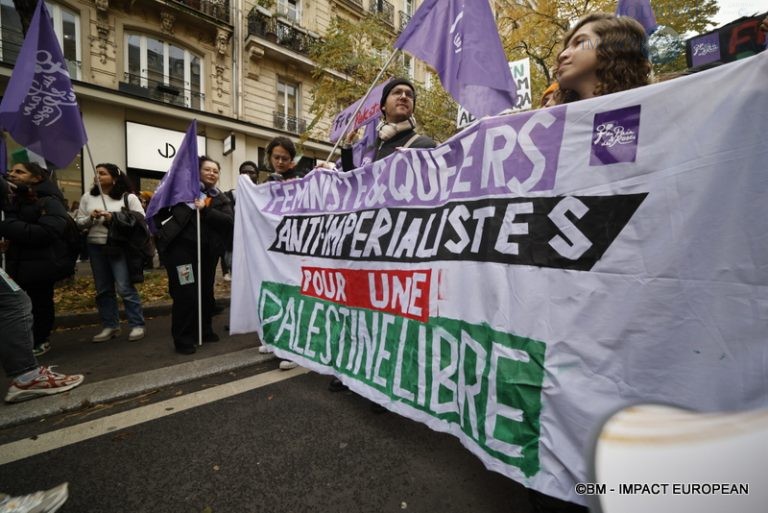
top-left (0, 178), bottom-right (69, 288)
top-left (153, 188), bottom-right (234, 257)
top-left (341, 128), bottom-right (436, 171)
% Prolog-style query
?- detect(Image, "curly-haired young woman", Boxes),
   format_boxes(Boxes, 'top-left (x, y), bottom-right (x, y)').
top-left (555, 13), bottom-right (652, 104)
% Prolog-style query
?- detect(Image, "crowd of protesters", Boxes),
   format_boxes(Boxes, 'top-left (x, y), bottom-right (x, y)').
top-left (0, 9), bottom-right (677, 403)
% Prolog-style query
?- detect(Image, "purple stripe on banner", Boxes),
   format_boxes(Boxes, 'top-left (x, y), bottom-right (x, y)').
top-left (264, 106), bottom-right (567, 215)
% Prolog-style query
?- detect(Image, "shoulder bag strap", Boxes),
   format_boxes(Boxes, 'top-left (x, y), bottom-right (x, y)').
top-left (401, 133), bottom-right (421, 149)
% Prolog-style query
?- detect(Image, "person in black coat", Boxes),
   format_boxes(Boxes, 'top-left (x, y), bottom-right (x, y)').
top-left (153, 156), bottom-right (234, 354)
top-left (0, 157), bottom-right (69, 356)
top-left (334, 80), bottom-right (437, 394)
top-left (341, 77), bottom-right (436, 171)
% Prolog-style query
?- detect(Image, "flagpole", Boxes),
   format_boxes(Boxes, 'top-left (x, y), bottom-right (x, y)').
top-left (196, 208), bottom-right (202, 347)
top-left (1, 211), bottom-right (5, 270)
top-left (324, 49), bottom-right (401, 163)
top-left (84, 142), bottom-right (108, 211)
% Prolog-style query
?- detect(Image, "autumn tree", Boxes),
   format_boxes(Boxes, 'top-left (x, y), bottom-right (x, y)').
top-left (496, 0), bottom-right (719, 105)
top-left (308, 14), bottom-right (457, 144)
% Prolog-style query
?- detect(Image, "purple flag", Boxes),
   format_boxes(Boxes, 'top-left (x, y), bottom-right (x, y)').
top-left (145, 120), bottom-right (200, 232)
top-left (394, 0), bottom-right (516, 119)
top-left (0, 0), bottom-right (87, 168)
top-left (329, 83), bottom-right (386, 143)
top-left (616, 0), bottom-right (658, 35)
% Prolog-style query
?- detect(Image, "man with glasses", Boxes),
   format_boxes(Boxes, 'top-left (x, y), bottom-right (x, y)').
top-left (332, 78), bottom-right (436, 397)
top-left (340, 77), bottom-right (436, 171)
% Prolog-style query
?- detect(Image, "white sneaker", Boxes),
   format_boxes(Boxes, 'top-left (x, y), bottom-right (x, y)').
top-left (279, 360), bottom-right (298, 370)
top-left (128, 327), bottom-right (145, 341)
top-left (5, 367), bottom-right (84, 403)
top-left (92, 327), bottom-right (121, 343)
top-left (0, 482), bottom-right (68, 513)
top-left (258, 345), bottom-right (274, 354)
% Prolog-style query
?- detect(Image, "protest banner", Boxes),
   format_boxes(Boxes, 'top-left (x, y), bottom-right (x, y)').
top-left (230, 53), bottom-right (768, 505)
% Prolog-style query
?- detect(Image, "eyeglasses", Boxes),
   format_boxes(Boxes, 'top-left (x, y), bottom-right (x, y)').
top-left (240, 168), bottom-right (258, 174)
top-left (389, 88), bottom-right (414, 100)
top-left (271, 155), bottom-right (292, 163)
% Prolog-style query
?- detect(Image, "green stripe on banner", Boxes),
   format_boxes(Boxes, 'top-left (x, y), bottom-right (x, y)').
top-left (259, 281), bottom-right (547, 477)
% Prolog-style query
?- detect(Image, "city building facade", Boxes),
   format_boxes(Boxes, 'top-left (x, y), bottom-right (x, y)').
top-left (0, 0), bottom-right (423, 206)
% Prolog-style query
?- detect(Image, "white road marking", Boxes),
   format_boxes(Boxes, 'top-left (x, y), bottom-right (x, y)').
top-left (0, 367), bottom-right (309, 465)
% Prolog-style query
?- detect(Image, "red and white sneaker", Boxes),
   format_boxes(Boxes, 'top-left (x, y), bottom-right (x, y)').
top-left (4, 367), bottom-right (84, 404)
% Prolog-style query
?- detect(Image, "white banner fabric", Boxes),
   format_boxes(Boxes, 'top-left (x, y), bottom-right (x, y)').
top-left (229, 53), bottom-right (768, 505)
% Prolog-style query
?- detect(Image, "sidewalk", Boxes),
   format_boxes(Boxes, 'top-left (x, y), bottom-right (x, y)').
top-left (1, 264), bottom-right (274, 429)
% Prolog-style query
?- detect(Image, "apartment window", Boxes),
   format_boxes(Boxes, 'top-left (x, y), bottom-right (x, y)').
top-left (0, 1), bottom-right (80, 78)
top-left (124, 33), bottom-right (204, 110)
top-left (402, 54), bottom-right (414, 79)
top-left (403, 0), bottom-right (413, 15)
top-left (276, 79), bottom-right (304, 133)
top-left (45, 2), bottom-right (81, 79)
top-left (0, 0), bottom-right (22, 63)
top-left (277, 0), bottom-right (300, 22)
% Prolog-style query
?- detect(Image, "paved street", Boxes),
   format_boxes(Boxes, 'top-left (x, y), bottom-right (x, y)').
top-left (0, 304), bottom-right (537, 512)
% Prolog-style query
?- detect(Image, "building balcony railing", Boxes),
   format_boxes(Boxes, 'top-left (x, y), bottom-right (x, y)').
top-left (2, 27), bottom-right (84, 79)
top-left (247, 8), bottom-right (319, 57)
top-left (0, 27), bottom-right (23, 66)
top-left (368, 0), bottom-right (394, 26)
top-left (273, 111), bottom-right (307, 134)
top-left (399, 10), bottom-right (411, 31)
top-left (335, 0), bottom-right (364, 10)
top-left (120, 72), bottom-right (205, 110)
top-left (173, 0), bottom-right (232, 24)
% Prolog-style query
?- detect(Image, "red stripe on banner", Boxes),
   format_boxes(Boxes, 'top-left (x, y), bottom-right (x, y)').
top-left (299, 267), bottom-right (431, 322)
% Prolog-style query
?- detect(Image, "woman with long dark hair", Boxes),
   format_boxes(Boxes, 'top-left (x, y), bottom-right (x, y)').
top-left (0, 156), bottom-right (69, 356)
top-left (554, 13), bottom-right (652, 104)
top-left (75, 163), bottom-right (146, 343)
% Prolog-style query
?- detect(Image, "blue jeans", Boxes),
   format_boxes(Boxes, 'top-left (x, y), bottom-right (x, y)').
top-left (88, 244), bottom-right (145, 329)
top-left (0, 268), bottom-right (37, 377)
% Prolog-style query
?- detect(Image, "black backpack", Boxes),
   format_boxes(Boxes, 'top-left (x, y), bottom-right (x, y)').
top-left (38, 197), bottom-right (81, 281)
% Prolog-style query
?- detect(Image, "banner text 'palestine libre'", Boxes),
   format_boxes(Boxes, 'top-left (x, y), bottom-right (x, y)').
top-left (260, 281), bottom-right (547, 477)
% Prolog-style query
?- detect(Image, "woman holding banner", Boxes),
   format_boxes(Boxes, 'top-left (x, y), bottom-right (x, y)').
top-left (258, 137), bottom-right (304, 371)
top-left (529, 14), bottom-right (653, 513)
top-left (154, 156), bottom-right (233, 355)
top-left (554, 13), bottom-right (652, 104)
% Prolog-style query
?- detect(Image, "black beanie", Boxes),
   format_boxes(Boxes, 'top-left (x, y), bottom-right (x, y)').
top-left (380, 78), bottom-right (416, 113)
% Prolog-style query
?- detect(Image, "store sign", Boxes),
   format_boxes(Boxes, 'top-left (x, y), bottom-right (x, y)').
top-left (223, 133), bottom-right (235, 156)
top-left (126, 121), bottom-right (207, 172)
top-left (686, 13), bottom-right (766, 69)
